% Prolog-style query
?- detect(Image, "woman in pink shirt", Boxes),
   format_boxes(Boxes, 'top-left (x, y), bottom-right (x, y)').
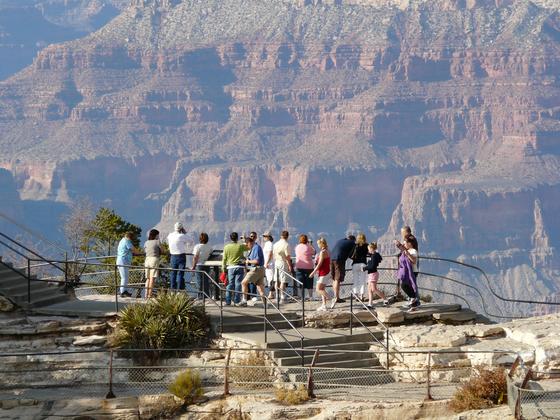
top-left (295, 234), bottom-right (316, 301)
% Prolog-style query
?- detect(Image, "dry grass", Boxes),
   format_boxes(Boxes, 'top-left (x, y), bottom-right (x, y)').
top-left (275, 384), bottom-right (310, 405)
top-left (449, 367), bottom-right (507, 412)
top-left (168, 369), bottom-right (204, 405)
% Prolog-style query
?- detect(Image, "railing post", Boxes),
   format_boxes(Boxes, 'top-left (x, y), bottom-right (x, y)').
top-left (386, 332), bottom-right (390, 369)
top-left (264, 298), bottom-right (268, 344)
top-left (301, 287), bottom-right (305, 328)
top-left (105, 349), bottom-right (115, 399)
top-left (223, 348), bottom-right (232, 396)
top-left (276, 268), bottom-right (280, 307)
top-left (300, 336), bottom-right (304, 367)
top-left (349, 292), bottom-right (353, 335)
top-left (307, 349), bottom-right (320, 399)
top-left (425, 351), bottom-right (433, 400)
top-left (27, 259), bottom-right (31, 304)
top-left (219, 291), bottom-right (224, 335)
top-left (114, 264), bottom-right (119, 313)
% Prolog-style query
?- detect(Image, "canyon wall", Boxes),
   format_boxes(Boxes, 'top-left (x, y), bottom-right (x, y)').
top-left (0, 0), bottom-right (560, 312)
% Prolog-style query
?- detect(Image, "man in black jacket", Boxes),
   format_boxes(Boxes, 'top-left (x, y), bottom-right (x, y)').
top-left (329, 234), bottom-right (356, 308)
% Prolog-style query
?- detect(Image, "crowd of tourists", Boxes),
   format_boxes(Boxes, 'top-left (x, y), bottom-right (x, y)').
top-left (115, 223), bottom-right (421, 313)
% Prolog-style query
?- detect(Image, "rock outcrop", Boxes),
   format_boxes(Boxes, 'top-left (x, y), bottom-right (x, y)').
top-left (0, 0), bottom-right (560, 314)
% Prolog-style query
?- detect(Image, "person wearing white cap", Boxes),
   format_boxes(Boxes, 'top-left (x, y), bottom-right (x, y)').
top-left (167, 222), bottom-right (188, 290)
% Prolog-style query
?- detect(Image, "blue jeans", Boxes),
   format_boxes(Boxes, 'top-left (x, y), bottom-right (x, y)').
top-left (117, 264), bottom-right (130, 295)
top-left (226, 267), bottom-right (244, 305)
top-left (170, 254), bottom-right (186, 290)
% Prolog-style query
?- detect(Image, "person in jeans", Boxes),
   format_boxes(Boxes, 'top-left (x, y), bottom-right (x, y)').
top-left (221, 232), bottom-right (248, 306)
top-left (167, 222), bottom-right (189, 290)
top-left (295, 234), bottom-right (315, 301)
top-left (144, 229), bottom-right (163, 299)
top-left (117, 231), bottom-right (142, 298)
top-left (192, 232), bottom-right (213, 299)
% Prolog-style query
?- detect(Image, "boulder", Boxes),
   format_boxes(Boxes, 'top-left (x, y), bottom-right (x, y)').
top-left (389, 325), bottom-right (468, 348)
top-left (305, 311), bottom-right (351, 328)
top-left (376, 307), bottom-right (405, 324)
top-left (433, 309), bottom-right (478, 324)
top-left (461, 337), bottom-right (535, 367)
top-left (464, 324), bottom-right (505, 338)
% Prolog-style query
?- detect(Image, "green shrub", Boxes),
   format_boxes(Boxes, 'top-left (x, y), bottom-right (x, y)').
top-left (110, 292), bottom-right (210, 364)
top-left (169, 369), bottom-right (204, 405)
top-left (449, 367), bottom-right (507, 412)
top-left (275, 384), bottom-right (310, 405)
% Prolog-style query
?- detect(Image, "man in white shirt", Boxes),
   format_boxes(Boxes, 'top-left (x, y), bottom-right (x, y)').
top-left (273, 230), bottom-right (293, 303)
top-left (262, 232), bottom-right (275, 299)
top-left (167, 222), bottom-right (189, 290)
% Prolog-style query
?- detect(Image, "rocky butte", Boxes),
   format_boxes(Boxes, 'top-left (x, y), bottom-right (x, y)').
top-left (0, 0), bottom-right (560, 313)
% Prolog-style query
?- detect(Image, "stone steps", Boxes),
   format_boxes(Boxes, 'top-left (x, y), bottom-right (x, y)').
top-left (276, 349), bottom-right (375, 367)
top-left (0, 257), bottom-right (70, 308)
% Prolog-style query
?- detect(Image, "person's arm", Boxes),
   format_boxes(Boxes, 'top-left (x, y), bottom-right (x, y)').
top-left (309, 250), bottom-right (324, 277)
top-left (404, 249), bottom-right (417, 266)
top-left (192, 246), bottom-right (200, 270)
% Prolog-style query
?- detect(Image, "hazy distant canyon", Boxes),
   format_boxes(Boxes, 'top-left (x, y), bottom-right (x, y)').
top-left (1, 0), bottom-right (560, 315)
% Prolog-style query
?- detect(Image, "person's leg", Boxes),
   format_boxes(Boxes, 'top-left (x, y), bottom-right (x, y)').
top-left (118, 265), bottom-right (129, 295)
top-left (147, 276), bottom-right (155, 299)
top-left (241, 276), bottom-right (249, 302)
top-left (371, 272), bottom-right (385, 300)
top-left (235, 268), bottom-right (245, 304)
top-left (169, 255), bottom-right (179, 290)
top-left (177, 255), bottom-right (186, 290)
top-left (196, 270), bottom-right (203, 299)
top-left (401, 283), bottom-right (415, 300)
top-left (226, 268), bottom-right (235, 305)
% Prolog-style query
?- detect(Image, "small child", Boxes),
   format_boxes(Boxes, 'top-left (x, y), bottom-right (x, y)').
top-left (363, 242), bottom-right (385, 308)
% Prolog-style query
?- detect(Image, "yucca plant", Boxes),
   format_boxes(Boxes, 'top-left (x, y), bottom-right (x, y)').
top-left (111, 292), bottom-right (210, 364)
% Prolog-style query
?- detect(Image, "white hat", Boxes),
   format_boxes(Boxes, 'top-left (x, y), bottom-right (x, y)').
top-left (174, 222), bottom-right (184, 232)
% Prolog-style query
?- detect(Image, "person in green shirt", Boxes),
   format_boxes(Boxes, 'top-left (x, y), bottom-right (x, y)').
top-left (222, 232), bottom-right (248, 305)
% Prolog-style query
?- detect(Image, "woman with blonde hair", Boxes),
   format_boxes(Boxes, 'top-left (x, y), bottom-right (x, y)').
top-left (352, 233), bottom-right (368, 299)
top-left (309, 237), bottom-right (331, 311)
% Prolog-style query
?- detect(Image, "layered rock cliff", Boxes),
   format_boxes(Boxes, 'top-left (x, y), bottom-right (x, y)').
top-left (0, 0), bottom-right (560, 314)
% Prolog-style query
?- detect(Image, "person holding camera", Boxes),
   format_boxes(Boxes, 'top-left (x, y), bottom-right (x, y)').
top-left (167, 222), bottom-right (189, 291)
top-left (395, 234), bottom-right (420, 312)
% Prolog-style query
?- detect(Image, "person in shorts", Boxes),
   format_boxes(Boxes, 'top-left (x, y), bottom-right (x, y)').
top-left (363, 242), bottom-right (385, 308)
top-left (329, 234), bottom-right (356, 307)
top-left (240, 236), bottom-right (266, 306)
top-left (309, 238), bottom-right (331, 311)
top-left (273, 230), bottom-right (293, 303)
top-left (144, 229), bottom-right (162, 299)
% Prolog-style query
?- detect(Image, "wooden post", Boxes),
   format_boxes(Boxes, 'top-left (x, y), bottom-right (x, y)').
top-left (223, 348), bottom-right (232, 396)
top-left (307, 349), bottom-right (320, 399)
top-left (105, 350), bottom-right (115, 399)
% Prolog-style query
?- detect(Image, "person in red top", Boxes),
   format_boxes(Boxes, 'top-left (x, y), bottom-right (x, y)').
top-left (309, 237), bottom-right (331, 311)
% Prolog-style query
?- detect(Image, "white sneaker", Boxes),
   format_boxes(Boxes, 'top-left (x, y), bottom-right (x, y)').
top-left (251, 297), bottom-right (258, 302)
top-left (330, 298), bottom-right (337, 309)
top-left (316, 304), bottom-right (327, 312)
top-left (279, 298), bottom-right (286, 304)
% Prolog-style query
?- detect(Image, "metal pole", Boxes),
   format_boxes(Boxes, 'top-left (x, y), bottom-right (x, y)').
top-left (386, 331), bottom-right (390, 368)
top-left (224, 348), bottom-right (232, 396)
top-left (276, 268), bottom-right (280, 307)
top-left (219, 289), bottom-right (224, 336)
top-left (300, 336), bottom-right (304, 367)
top-left (301, 285), bottom-right (305, 328)
top-left (114, 264), bottom-right (119, 313)
top-left (349, 292), bottom-right (353, 335)
top-left (264, 297), bottom-right (268, 344)
top-left (425, 351), bottom-right (433, 400)
top-left (27, 259), bottom-right (31, 304)
top-left (105, 350), bottom-right (115, 399)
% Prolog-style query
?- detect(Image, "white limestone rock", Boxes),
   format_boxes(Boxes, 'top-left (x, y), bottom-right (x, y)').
top-left (461, 337), bottom-right (535, 367)
top-left (376, 307), bottom-right (404, 324)
top-left (389, 325), bottom-right (468, 348)
top-left (73, 335), bottom-right (107, 346)
top-left (433, 309), bottom-right (478, 323)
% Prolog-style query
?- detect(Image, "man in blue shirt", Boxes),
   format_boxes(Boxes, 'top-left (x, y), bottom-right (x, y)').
top-left (116, 231), bottom-right (142, 297)
top-left (330, 234), bottom-right (356, 307)
top-left (239, 236), bottom-right (265, 306)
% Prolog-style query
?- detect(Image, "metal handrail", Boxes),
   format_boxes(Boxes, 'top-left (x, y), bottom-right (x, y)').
top-left (0, 232), bottom-right (65, 274)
